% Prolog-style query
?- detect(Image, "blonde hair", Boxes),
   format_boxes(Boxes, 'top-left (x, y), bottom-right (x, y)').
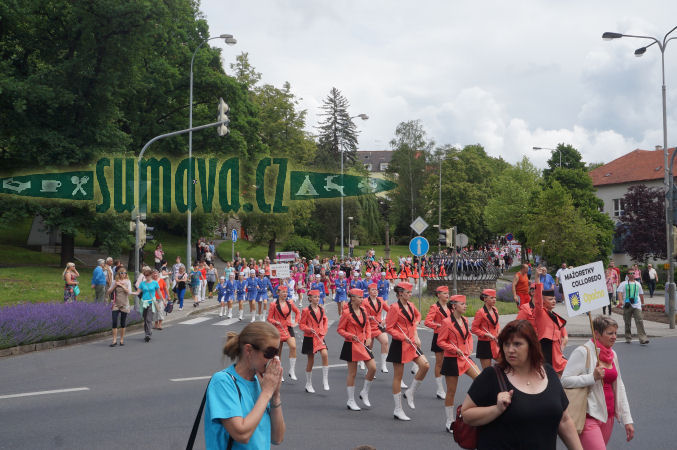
top-left (593, 315), bottom-right (618, 335)
top-left (223, 322), bottom-right (280, 360)
top-left (62, 262), bottom-right (75, 278)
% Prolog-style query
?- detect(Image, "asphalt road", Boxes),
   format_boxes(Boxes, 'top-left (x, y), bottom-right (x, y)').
top-left (1, 304), bottom-right (676, 449)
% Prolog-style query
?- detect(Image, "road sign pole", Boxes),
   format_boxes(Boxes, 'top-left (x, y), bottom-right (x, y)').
top-left (232, 240), bottom-right (234, 262)
top-left (452, 226), bottom-right (458, 295)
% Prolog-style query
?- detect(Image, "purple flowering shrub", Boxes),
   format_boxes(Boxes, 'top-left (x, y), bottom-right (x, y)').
top-left (0, 302), bottom-right (141, 349)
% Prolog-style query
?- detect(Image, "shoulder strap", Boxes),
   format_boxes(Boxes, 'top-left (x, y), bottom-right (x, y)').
top-left (493, 365), bottom-right (508, 392)
top-left (584, 344), bottom-right (591, 372)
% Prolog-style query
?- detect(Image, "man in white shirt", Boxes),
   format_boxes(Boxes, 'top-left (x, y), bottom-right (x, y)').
top-left (616, 271), bottom-right (649, 345)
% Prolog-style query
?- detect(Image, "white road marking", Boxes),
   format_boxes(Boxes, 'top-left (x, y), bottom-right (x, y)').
top-left (0, 387), bottom-right (89, 400)
top-left (170, 376), bottom-right (211, 382)
top-left (213, 318), bottom-right (239, 326)
top-left (312, 363), bottom-right (347, 370)
top-left (180, 317), bottom-right (211, 325)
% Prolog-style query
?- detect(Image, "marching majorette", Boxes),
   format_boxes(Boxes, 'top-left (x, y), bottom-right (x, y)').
top-left (377, 272), bottom-right (390, 302)
top-left (245, 269), bottom-right (258, 322)
top-left (437, 294), bottom-right (480, 433)
top-left (257, 269), bottom-right (274, 321)
top-left (298, 289), bottom-right (330, 393)
top-left (267, 285), bottom-right (301, 381)
top-left (424, 285), bottom-right (451, 399)
top-left (337, 288), bottom-right (377, 411)
top-left (235, 271), bottom-right (247, 320)
top-left (363, 283), bottom-right (390, 373)
top-left (533, 267), bottom-right (568, 374)
top-left (310, 274), bottom-right (326, 305)
top-left (216, 276), bottom-right (228, 317)
top-left (385, 282), bottom-right (430, 421)
top-left (471, 288), bottom-right (500, 369)
top-left (334, 270), bottom-right (348, 317)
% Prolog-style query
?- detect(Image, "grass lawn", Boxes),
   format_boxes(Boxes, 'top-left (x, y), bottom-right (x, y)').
top-left (215, 241), bottom-right (416, 262)
top-left (0, 266), bottom-right (94, 306)
top-left (417, 294), bottom-right (519, 318)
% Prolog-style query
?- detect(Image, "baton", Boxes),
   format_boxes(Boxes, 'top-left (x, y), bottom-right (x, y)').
top-left (352, 335), bottom-right (374, 359)
top-left (449, 342), bottom-right (480, 372)
top-left (369, 315), bottom-right (387, 332)
top-left (482, 327), bottom-right (497, 341)
top-left (396, 324), bottom-right (424, 357)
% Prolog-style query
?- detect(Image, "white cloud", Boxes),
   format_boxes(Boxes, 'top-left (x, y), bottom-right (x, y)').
top-left (202, 0), bottom-right (677, 166)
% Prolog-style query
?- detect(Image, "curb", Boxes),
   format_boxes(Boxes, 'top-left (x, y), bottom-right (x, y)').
top-left (0, 303), bottom-right (221, 359)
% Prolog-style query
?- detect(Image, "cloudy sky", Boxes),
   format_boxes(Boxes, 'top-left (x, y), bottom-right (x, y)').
top-left (199, 0), bottom-right (677, 167)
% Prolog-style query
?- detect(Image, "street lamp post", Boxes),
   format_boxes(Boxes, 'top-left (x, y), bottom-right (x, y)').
top-left (341, 113), bottom-right (369, 260)
top-left (603, 27), bottom-right (677, 329)
top-left (348, 216), bottom-right (353, 257)
top-left (438, 153), bottom-right (443, 253)
top-left (532, 146), bottom-right (561, 167)
top-left (188, 34), bottom-right (236, 268)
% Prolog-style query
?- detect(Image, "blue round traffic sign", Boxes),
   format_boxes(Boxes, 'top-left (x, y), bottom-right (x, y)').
top-left (505, 233), bottom-right (513, 242)
top-left (409, 236), bottom-right (430, 257)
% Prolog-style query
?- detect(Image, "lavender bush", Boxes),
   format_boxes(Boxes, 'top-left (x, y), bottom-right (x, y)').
top-left (0, 302), bottom-right (142, 349)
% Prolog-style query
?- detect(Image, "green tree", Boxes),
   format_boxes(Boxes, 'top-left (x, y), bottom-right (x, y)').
top-left (315, 87), bottom-right (360, 168)
top-left (386, 120), bottom-right (433, 239)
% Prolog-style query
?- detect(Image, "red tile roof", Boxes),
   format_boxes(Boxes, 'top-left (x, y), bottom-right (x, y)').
top-left (589, 148), bottom-right (676, 186)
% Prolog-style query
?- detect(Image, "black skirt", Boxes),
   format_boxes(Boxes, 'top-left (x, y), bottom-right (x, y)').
top-left (540, 338), bottom-right (553, 365)
top-left (287, 326), bottom-right (295, 338)
top-left (430, 333), bottom-right (443, 353)
top-left (386, 339), bottom-right (403, 363)
top-left (339, 341), bottom-right (353, 361)
top-left (440, 356), bottom-right (459, 376)
top-left (301, 336), bottom-right (314, 355)
top-left (476, 340), bottom-right (493, 359)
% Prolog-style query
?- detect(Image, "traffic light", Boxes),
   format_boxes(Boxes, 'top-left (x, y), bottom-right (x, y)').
top-left (445, 228), bottom-right (455, 247)
top-left (217, 97), bottom-right (230, 136)
top-left (438, 229), bottom-right (446, 245)
top-left (131, 220), bottom-right (153, 247)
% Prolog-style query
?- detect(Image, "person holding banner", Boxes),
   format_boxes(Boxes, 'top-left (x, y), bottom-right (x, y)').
top-left (267, 286), bottom-right (300, 381)
top-left (533, 268), bottom-right (569, 375)
top-left (472, 289), bottom-right (500, 369)
top-left (616, 271), bottom-right (649, 345)
top-left (363, 283), bottom-right (391, 373)
top-left (424, 285), bottom-right (451, 400)
top-left (337, 288), bottom-right (376, 411)
top-left (298, 289), bottom-right (330, 393)
top-left (386, 282), bottom-right (430, 421)
top-left (437, 294), bottom-right (480, 433)
top-left (562, 315), bottom-right (635, 449)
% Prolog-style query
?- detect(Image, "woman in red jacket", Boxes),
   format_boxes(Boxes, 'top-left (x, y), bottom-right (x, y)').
top-left (337, 288), bottom-right (376, 411)
top-left (533, 266), bottom-right (568, 375)
top-left (298, 289), bottom-right (330, 393)
top-left (424, 285), bottom-right (451, 400)
top-left (471, 288), bottom-right (500, 369)
top-left (386, 282), bottom-right (430, 421)
top-left (363, 283), bottom-right (390, 373)
top-left (267, 286), bottom-right (301, 381)
top-left (437, 294), bottom-right (480, 433)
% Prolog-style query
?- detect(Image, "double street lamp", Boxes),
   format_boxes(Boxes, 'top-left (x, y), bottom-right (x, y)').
top-left (340, 113), bottom-right (369, 260)
top-left (187, 34), bottom-right (236, 268)
top-left (603, 26), bottom-right (677, 329)
top-left (532, 146), bottom-right (562, 167)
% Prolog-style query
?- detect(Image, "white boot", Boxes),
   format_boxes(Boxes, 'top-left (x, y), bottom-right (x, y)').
top-left (404, 379), bottom-right (421, 409)
top-left (305, 371), bottom-right (315, 393)
top-left (250, 311), bottom-right (256, 322)
top-left (393, 393), bottom-right (410, 421)
top-left (289, 358), bottom-right (297, 381)
top-left (322, 366), bottom-right (330, 391)
top-left (435, 376), bottom-right (446, 399)
top-left (238, 309), bottom-right (243, 320)
top-left (227, 307), bottom-right (232, 319)
top-left (358, 360), bottom-right (366, 371)
top-left (359, 379), bottom-right (372, 407)
top-left (347, 386), bottom-right (361, 411)
top-left (381, 353), bottom-right (389, 373)
top-left (218, 305), bottom-right (223, 317)
top-left (400, 379), bottom-right (408, 389)
top-left (445, 405), bottom-right (454, 433)
top-left (411, 363), bottom-right (419, 375)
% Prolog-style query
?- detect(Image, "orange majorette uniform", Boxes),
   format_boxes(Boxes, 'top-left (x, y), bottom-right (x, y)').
top-left (471, 289), bottom-right (500, 360)
top-left (516, 303), bottom-right (536, 331)
top-left (363, 293), bottom-right (390, 337)
top-left (424, 286), bottom-right (450, 353)
top-left (533, 283), bottom-right (568, 372)
top-left (267, 295), bottom-right (300, 342)
top-left (337, 301), bottom-right (373, 362)
top-left (385, 283), bottom-right (422, 364)
top-left (299, 303), bottom-right (328, 354)
top-left (437, 297), bottom-right (475, 377)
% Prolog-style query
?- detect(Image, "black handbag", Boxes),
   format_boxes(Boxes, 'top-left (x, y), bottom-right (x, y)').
top-left (164, 301), bottom-right (173, 314)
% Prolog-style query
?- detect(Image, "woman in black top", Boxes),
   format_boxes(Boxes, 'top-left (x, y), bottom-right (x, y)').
top-left (460, 320), bottom-right (581, 450)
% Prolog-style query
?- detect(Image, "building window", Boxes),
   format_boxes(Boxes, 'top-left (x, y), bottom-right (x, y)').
top-left (379, 162), bottom-right (389, 171)
top-left (365, 163), bottom-right (372, 171)
top-left (613, 198), bottom-right (625, 217)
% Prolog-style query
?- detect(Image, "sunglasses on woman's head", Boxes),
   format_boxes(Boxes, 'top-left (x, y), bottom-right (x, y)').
top-left (251, 344), bottom-right (279, 359)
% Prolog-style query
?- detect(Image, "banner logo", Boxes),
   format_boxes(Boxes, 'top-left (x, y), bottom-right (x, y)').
top-left (568, 292), bottom-right (581, 311)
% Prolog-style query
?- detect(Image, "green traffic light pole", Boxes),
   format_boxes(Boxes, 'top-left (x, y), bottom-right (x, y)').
top-left (603, 27), bottom-right (677, 329)
top-left (134, 118), bottom-right (229, 286)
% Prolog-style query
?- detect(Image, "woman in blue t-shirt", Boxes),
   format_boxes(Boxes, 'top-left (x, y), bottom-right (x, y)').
top-left (135, 267), bottom-right (160, 343)
top-left (204, 322), bottom-right (285, 449)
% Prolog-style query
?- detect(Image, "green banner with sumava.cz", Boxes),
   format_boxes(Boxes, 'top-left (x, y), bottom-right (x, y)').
top-left (0, 157), bottom-right (396, 214)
